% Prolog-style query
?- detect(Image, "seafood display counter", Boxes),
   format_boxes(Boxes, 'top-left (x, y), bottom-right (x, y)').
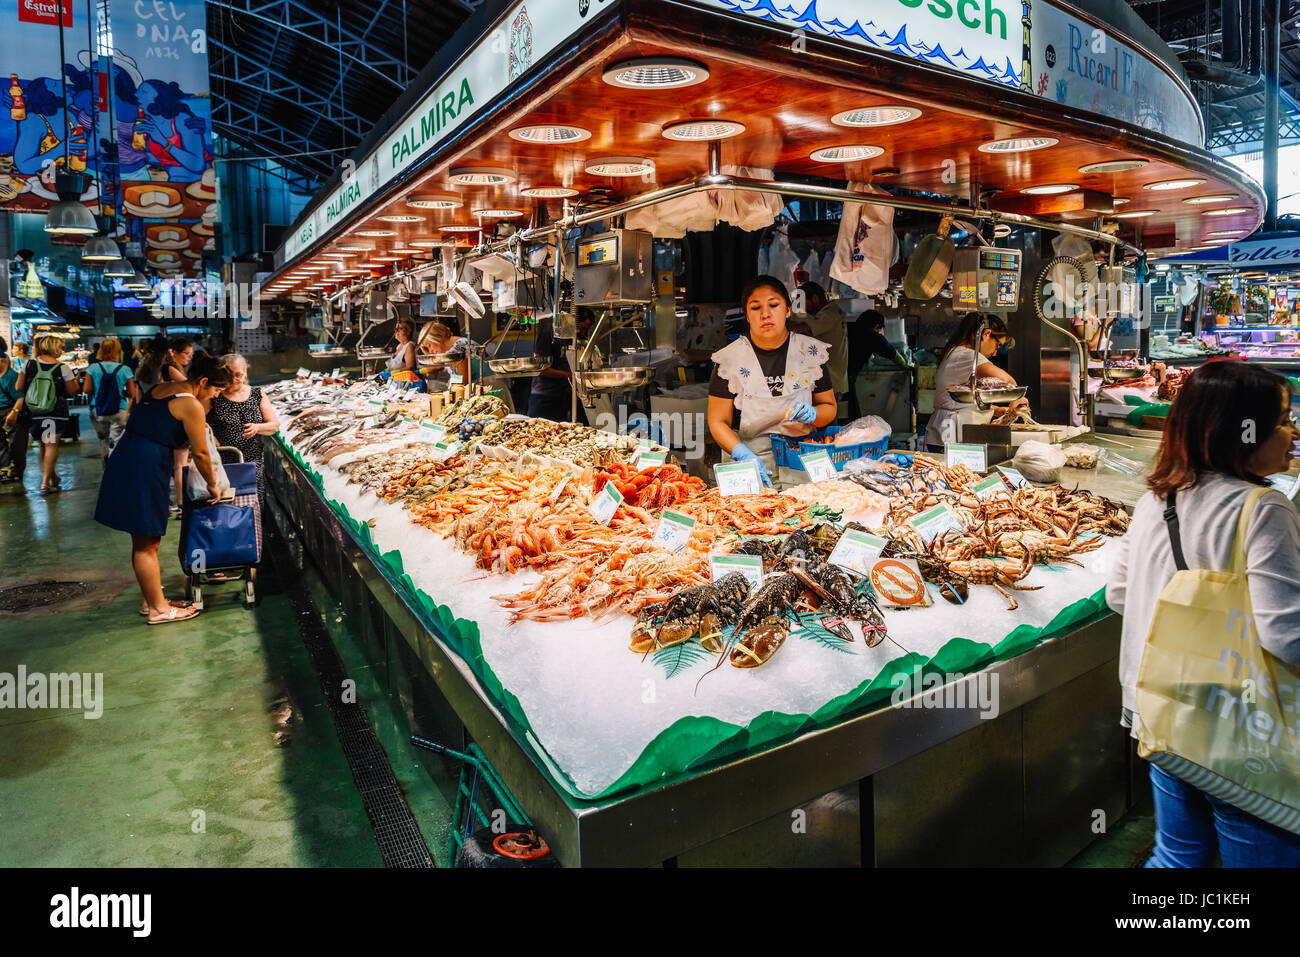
top-left (259, 379), bottom-right (1152, 866)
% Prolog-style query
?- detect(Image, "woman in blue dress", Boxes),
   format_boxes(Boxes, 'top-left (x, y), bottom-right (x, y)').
top-left (95, 353), bottom-right (232, 624)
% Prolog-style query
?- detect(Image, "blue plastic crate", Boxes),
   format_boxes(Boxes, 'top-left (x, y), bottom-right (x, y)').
top-left (772, 425), bottom-right (888, 472)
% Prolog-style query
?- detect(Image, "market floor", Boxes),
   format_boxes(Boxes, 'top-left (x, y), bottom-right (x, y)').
top-left (0, 411), bottom-right (455, 867)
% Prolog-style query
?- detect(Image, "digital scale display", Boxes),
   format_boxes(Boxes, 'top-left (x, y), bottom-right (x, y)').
top-left (953, 246), bottom-right (1022, 313)
top-left (979, 250), bottom-right (1020, 270)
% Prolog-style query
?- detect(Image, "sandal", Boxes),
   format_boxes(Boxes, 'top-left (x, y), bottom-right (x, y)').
top-left (39, 483), bottom-right (53, 495)
top-left (147, 605), bottom-right (200, 625)
top-left (140, 599), bottom-right (193, 616)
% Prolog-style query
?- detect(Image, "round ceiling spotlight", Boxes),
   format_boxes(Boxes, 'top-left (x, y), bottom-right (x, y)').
top-left (585, 156), bottom-right (655, 177)
top-left (449, 166), bottom-right (516, 186)
top-left (1204, 206), bottom-right (1252, 216)
top-left (602, 57), bottom-right (710, 90)
top-left (1144, 178), bottom-right (1206, 191)
top-left (356, 229), bottom-right (396, 237)
top-left (978, 136), bottom-right (1058, 153)
top-left (320, 252), bottom-right (352, 259)
top-left (1113, 197), bottom-right (1131, 205)
top-left (508, 124), bottom-right (591, 144)
top-left (407, 193), bottom-right (463, 209)
top-left (439, 224), bottom-right (483, 233)
top-left (377, 214), bottom-right (424, 223)
top-left (811, 145), bottom-right (884, 162)
top-left (471, 207), bottom-right (525, 218)
top-left (372, 254), bottom-right (404, 261)
top-left (1078, 159), bottom-right (1150, 174)
top-left (336, 242), bottom-right (375, 252)
top-left (1182, 193), bottom-right (1238, 204)
top-left (1114, 209), bottom-right (1157, 218)
top-left (662, 119), bottom-right (746, 141)
top-left (1021, 183), bottom-right (1078, 195)
top-left (407, 238), bottom-right (452, 247)
top-left (523, 185), bottom-right (579, 198)
top-left (831, 106), bottom-right (921, 127)
top-left (1208, 230), bottom-right (1246, 237)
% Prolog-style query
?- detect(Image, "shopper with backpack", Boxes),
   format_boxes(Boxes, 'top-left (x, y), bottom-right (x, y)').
top-left (81, 337), bottom-right (137, 458)
top-left (3, 335), bottom-right (77, 493)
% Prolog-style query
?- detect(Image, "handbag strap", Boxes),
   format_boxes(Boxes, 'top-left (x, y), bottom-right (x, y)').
top-left (1230, 486), bottom-right (1271, 576)
top-left (1162, 491), bottom-right (1188, 571)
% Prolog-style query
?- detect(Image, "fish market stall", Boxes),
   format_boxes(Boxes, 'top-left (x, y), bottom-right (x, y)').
top-left (263, 376), bottom-right (1144, 866)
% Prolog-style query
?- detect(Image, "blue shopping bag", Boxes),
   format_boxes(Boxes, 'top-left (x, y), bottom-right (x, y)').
top-left (182, 503), bottom-right (258, 572)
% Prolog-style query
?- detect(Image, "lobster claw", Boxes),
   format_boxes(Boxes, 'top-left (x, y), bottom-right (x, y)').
top-left (820, 617), bottom-right (855, 643)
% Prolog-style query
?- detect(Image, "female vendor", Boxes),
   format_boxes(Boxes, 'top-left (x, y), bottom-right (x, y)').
top-left (386, 318), bottom-right (422, 390)
top-left (421, 319), bottom-right (513, 409)
top-left (925, 313), bottom-right (1027, 451)
top-left (708, 276), bottom-right (837, 487)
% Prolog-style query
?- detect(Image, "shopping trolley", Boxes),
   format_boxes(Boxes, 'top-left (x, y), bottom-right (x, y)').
top-left (179, 446), bottom-right (261, 609)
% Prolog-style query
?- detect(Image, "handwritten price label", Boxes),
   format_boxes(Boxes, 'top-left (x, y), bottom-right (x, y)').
top-left (800, 450), bottom-right (836, 482)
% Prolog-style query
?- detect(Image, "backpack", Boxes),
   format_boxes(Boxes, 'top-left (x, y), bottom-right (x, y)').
top-left (26, 360), bottom-right (62, 416)
top-left (92, 362), bottom-right (123, 416)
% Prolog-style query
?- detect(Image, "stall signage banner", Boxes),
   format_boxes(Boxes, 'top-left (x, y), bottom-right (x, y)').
top-left (1225, 236), bottom-right (1300, 268)
top-left (945, 443), bottom-right (988, 472)
top-left (589, 481), bottom-right (623, 525)
top-left (827, 529), bottom-right (887, 577)
top-left (697, 0), bottom-right (1199, 145)
top-left (283, 0), bottom-right (604, 261)
top-left (653, 509), bottom-right (696, 552)
top-left (709, 552), bottom-right (763, 590)
top-left (868, 557), bottom-right (933, 608)
top-left (800, 450), bottom-right (836, 482)
top-left (972, 473), bottom-right (1009, 500)
top-left (997, 465), bottom-right (1029, 488)
top-left (908, 502), bottom-right (965, 542)
top-left (714, 461), bottom-right (763, 495)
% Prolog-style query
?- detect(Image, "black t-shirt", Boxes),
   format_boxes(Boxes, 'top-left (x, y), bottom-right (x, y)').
top-left (847, 323), bottom-right (899, 363)
top-left (708, 335), bottom-right (833, 402)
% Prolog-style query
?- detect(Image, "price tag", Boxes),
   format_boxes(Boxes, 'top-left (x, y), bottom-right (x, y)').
top-left (296, 367), bottom-right (310, 378)
top-left (715, 461), bottom-right (762, 495)
top-left (653, 509), bottom-right (696, 552)
top-left (401, 415), bottom-right (414, 423)
top-left (826, 528), bottom-right (887, 577)
top-left (945, 443), bottom-right (988, 473)
top-left (637, 450), bottom-right (667, 469)
top-left (997, 465), bottom-right (1029, 488)
top-left (331, 368), bottom-right (342, 379)
top-left (637, 437), bottom-right (656, 450)
top-left (417, 419), bottom-right (447, 444)
top-left (971, 473), bottom-right (1009, 501)
top-left (800, 450), bottom-right (836, 482)
top-left (868, 557), bottom-right (933, 608)
top-left (907, 502), bottom-right (966, 542)
top-left (363, 416), bottom-right (378, 429)
top-left (368, 398), bottom-right (384, 409)
top-left (448, 372), bottom-right (463, 385)
top-left (709, 552), bottom-right (764, 590)
top-left (589, 481), bottom-right (623, 525)
top-left (430, 440), bottom-right (462, 459)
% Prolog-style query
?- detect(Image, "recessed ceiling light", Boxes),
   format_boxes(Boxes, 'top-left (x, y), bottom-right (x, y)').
top-left (1113, 197), bottom-right (1131, 205)
top-left (1204, 206), bottom-right (1252, 216)
top-left (871, 167), bottom-right (900, 178)
top-left (523, 185), bottom-right (580, 198)
top-left (1078, 159), bottom-right (1150, 173)
top-left (1182, 193), bottom-right (1238, 204)
top-left (440, 225), bottom-right (482, 233)
top-left (407, 238), bottom-right (452, 247)
top-left (449, 166), bottom-right (516, 185)
top-left (320, 252), bottom-right (352, 258)
top-left (407, 193), bottom-right (463, 209)
top-left (377, 214), bottom-right (424, 223)
top-left (336, 242), bottom-right (375, 251)
top-left (811, 145), bottom-right (884, 162)
top-left (391, 246), bottom-right (423, 253)
top-left (509, 124), bottom-right (591, 144)
top-left (1144, 178), bottom-right (1206, 191)
top-left (372, 254), bottom-right (404, 261)
top-left (585, 156), bottom-right (655, 177)
top-left (662, 119), bottom-right (746, 140)
top-left (831, 106), bottom-right (921, 127)
top-left (1209, 230), bottom-right (1246, 237)
top-left (300, 265), bottom-right (330, 271)
top-left (1021, 183), bottom-right (1078, 195)
top-left (471, 207), bottom-right (524, 218)
top-left (1114, 209), bottom-right (1157, 218)
top-left (602, 57), bottom-right (710, 90)
top-left (978, 136), bottom-right (1058, 153)
top-left (356, 229), bottom-right (396, 237)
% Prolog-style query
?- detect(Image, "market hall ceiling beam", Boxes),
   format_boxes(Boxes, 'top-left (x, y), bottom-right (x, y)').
top-left (212, 99), bottom-right (340, 183)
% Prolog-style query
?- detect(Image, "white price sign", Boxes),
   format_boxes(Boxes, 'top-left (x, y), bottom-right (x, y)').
top-left (800, 450), bottom-right (836, 482)
top-left (709, 552), bottom-right (764, 590)
top-left (971, 473), bottom-right (1009, 501)
top-left (827, 528), bottom-right (887, 577)
top-left (945, 443), bottom-right (988, 473)
top-left (430, 440), bottom-right (461, 460)
top-left (714, 461), bottom-right (763, 495)
top-left (416, 420), bottom-right (447, 444)
top-left (997, 465), bottom-right (1029, 488)
top-left (907, 502), bottom-right (966, 542)
top-left (296, 367), bottom-right (311, 378)
top-left (653, 510), bottom-right (696, 552)
top-left (589, 481), bottom-right (623, 525)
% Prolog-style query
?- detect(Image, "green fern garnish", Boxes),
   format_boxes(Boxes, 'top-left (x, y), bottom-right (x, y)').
top-left (653, 640), bottom-right (714, 679)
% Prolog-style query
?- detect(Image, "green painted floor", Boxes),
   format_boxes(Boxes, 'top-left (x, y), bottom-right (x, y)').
top-left (0, 410), bottom-right (455, 867)
top-left (0, 409), bottom-right (1155, 867)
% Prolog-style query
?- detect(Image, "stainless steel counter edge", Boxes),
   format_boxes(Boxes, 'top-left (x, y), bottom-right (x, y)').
top-left (266, 441), bottom-right (1122, 867)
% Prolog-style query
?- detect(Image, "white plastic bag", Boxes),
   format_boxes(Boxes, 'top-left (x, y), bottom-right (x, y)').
top-left (186, 425), bottom-right (231, 501)
top-left (766, 224), bottom-right (799, 286)
top-left (715, 166), bottom-right (784, 231)
top-left (836, 415), bottom-right (892, 445)
top-left (829, 182), bottom-right (895, 296)
top-left (1012, 440), bottom-right (1067, 484)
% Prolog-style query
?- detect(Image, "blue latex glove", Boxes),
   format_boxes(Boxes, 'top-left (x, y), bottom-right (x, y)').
top-left (788, 401), bottom-right (817, 424)
top-left (730, 442), bottom-right (773, 488)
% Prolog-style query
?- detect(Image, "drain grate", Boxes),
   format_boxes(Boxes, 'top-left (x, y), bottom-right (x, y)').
top-left (265, 519), bottom-right (435, 868)
top-left (0, 581), bottom-right (93, 612)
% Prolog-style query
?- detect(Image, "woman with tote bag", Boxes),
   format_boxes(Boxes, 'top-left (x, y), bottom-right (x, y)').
top-left (1107, 361), bottom-right (1300, 866)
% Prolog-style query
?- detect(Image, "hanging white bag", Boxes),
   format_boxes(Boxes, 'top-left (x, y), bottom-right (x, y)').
top-left (185, 425), bottom-right (232, 501)
top-left (829, 182), bottom-right (895, 296)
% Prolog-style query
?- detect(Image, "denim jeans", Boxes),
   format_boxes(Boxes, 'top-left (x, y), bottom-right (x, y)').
top-left (1146, 764), bottom-right (1300, 867)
